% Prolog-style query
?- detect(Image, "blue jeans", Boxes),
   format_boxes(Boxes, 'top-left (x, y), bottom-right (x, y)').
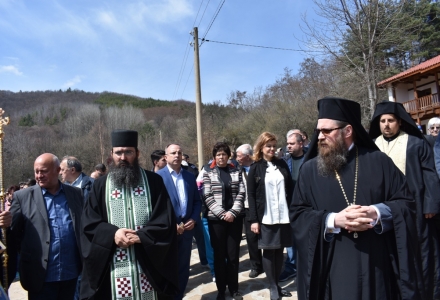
top-left (202, 217), bottom-right (215, 276)
top-left (74, 275), bottom-right (81, 300)
top-left (283, 245), bottom-right (297, 275)
top-left (193, 217), bottom-right (208, 265)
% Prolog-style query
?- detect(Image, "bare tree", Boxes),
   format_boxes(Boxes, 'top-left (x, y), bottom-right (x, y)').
top-left (301, 0), bottom-right (420, 117)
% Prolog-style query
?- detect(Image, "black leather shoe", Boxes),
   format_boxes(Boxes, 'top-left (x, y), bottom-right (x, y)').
top-left (216, 292), bottom-right (226, 300)
top-left (249, 269), bottom-right (263, 278)
top-left (230, 291), bottom-right (243, 300)
top-left (280, 289), bottom-right (292, 297)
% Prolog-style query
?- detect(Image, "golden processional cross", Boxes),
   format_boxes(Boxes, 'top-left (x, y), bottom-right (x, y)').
top-left (0, 108), bottom-right (9, 291)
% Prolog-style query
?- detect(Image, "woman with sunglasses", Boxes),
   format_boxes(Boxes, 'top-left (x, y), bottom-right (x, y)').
top-left (247, 132), bottom-right (294, 300)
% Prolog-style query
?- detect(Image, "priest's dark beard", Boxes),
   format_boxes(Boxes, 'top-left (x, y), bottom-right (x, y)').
top-left (317, 133), bottom-right (349, 177)
top-left (109, 158), bottom-right (141, 188)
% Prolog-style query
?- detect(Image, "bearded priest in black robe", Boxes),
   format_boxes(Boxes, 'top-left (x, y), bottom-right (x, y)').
top-left (80, 130), bottom-right (178, 300)
top-left (290, 97), bottom-right (423, 300)
top-left (369, 101), bottom-right (440, 299)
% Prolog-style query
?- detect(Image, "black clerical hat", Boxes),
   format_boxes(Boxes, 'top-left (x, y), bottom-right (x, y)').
top-left (318, 96), bottom-right (361, 122)
top-left (369, 101), bottom-right (423, 139)
top-left (305, 97), bottom-right (378, 162)
top-left (111, 130), bottom-right (138, 148)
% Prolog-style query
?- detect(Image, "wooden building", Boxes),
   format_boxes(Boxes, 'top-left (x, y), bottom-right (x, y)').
top-left (378, 55), bottom-right (440, 131)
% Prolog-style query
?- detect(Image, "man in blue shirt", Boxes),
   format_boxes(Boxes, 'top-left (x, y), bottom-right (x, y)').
top-left (8, 153), bottom-right (83, 299)
top-left (157, 144), bottom-right (201, 300)
top-left (59, 155), bottom-right (94, 300)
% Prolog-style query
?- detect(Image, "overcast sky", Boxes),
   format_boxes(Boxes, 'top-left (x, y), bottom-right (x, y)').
top-left (0, 0), bottom-right (316, 103)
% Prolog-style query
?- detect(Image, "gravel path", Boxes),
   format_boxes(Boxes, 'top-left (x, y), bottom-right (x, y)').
top-left (8, 238), bottom-right (298, 300)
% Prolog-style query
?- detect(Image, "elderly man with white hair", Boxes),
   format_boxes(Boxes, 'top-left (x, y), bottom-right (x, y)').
top-left (425, 117), bottom-right (440, 147)
top-left (428, 117), bottom-right (440, 137)
top-left (236, 143), bottom-right (263, 279)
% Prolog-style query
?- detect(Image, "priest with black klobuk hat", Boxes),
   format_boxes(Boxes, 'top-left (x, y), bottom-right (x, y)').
top-left (290, 97), bottom-right (424, 299)
top-left (80, 129), bottom-right (179, 300)
top-left (370, 100), bottom-right (440, 299)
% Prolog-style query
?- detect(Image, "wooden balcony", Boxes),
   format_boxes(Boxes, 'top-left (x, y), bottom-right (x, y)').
top-left (402, 94), bottom-right (440, 120)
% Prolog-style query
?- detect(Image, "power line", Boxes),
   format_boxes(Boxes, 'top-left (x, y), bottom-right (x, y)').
top-left (172, 44), bottom-right (192, 100)
top-left (172, 1), bottom-right (205, 100)
top-left (197, 0), bottom-right (211, 27)
top-left (200, 38), bottom-right (303, 52)
top-left (200, 0), bottom-right (226, 46)
top-left (180, 64), bottom-right (194, 100)
top-left (174, 0), bottom-right (226, 100)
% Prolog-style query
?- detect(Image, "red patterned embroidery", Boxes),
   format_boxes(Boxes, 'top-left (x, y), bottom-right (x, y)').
top-left (116, 277), bottom-right (132, 297)
top-left (135, 225), bottom-right (146, 231)
top-left (112, 189), bottom-right (122, 199)
top-left (133, 186), bottom-right (144, 196)
top-left (140, 273), bottom-right (153, 293)
top-left (115, 249), bottom-right (127, 262)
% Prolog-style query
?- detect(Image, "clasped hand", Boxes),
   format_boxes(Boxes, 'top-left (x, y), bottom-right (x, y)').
top-left (223, 211), bottom-right (235, 223)
top-left (334, 205), bottom-right (377, 233)
top-left (114, 228), bottom-right (141, 248)
top-left (177, 218), bottom-right (195, 235)
top-left (0, 211), bottom-right (11, 228)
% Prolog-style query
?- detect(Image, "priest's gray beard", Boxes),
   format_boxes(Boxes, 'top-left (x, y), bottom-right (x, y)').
top-left (109, 157), bottom-right (141, 188)
top-left (317, 133), bottom-right (349, 177)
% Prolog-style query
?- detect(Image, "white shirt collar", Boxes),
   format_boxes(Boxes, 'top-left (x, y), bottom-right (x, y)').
top-left (166, 164), bottom-right (181, 175)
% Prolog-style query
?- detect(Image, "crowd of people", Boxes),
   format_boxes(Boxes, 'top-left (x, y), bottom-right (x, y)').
top-left (0, 97), bottom-right (440, 300)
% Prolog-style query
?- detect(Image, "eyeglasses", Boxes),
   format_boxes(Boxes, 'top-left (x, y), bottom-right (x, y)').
top-left (113, 150), bottom-right (135, 157)
top-left (314, 126), bottom-right (345, 136)
top-left (430, 126), bottom-right (440, 130)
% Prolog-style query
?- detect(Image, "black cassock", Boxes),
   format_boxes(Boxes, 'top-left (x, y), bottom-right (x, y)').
top-left (290, 146), bottom-right (424, 300)
top-left (80, 171), bottom-right (179, 300)
top-left (398, 135), bottom-right (440, 299)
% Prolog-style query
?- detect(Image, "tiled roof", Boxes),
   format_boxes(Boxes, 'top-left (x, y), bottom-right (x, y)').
top-left (378, 55), bottom-right (440, 86)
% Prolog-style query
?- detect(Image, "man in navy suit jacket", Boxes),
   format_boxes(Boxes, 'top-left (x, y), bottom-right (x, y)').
top-left (157, 144), bottom-right (201, 300)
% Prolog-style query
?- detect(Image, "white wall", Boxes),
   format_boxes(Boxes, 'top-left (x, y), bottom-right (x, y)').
top-left (394, 75), bottom-right (439, 103)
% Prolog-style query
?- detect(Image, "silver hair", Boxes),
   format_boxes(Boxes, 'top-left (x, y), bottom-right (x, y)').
top-left (428, 117), bottom-right (440, 129)
top-left (286, 129), bottom-right (300, 140)
top-left (236, 144), bottom-right (253, 156)
top-left (287, 132), bottom-right (303, 143)
top-left (61, 156), bottom-right (82, 172)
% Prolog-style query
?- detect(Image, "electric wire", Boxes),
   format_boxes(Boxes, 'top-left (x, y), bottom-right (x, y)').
top-left (176, 0), bottom-right (226, 99)
top-left (200, 38), bottom-right (303, 52)
top-left (200, 0), bottom-right (226, 47)
top-left (172, 0), bottom-right (205, 100)
top-left (197, 0), bottom-right (211, 27)
top-left (173, 45), bottom-right (191, 100)
top-left (180, 64), bottom-right (194, 100)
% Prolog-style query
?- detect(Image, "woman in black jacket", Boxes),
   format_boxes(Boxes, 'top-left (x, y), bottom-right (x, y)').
top-left (247, 132), bottom-right (294, 300)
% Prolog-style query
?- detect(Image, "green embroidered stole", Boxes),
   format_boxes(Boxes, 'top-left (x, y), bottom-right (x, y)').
top-left (105, 168), bottom-right (157, 300)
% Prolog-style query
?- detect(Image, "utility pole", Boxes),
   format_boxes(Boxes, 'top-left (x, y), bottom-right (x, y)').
top-left (192, 27), bottom-right (204, 170)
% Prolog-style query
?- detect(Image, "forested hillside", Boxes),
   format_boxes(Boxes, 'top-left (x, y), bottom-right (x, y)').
top-left (2, 0), bottom-right (440, 186)
top-left (0, 60), bottom-right (339, 186)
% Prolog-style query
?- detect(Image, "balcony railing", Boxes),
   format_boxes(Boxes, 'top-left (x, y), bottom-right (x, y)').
top-left (403, 93), bottom-right (440, 113)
